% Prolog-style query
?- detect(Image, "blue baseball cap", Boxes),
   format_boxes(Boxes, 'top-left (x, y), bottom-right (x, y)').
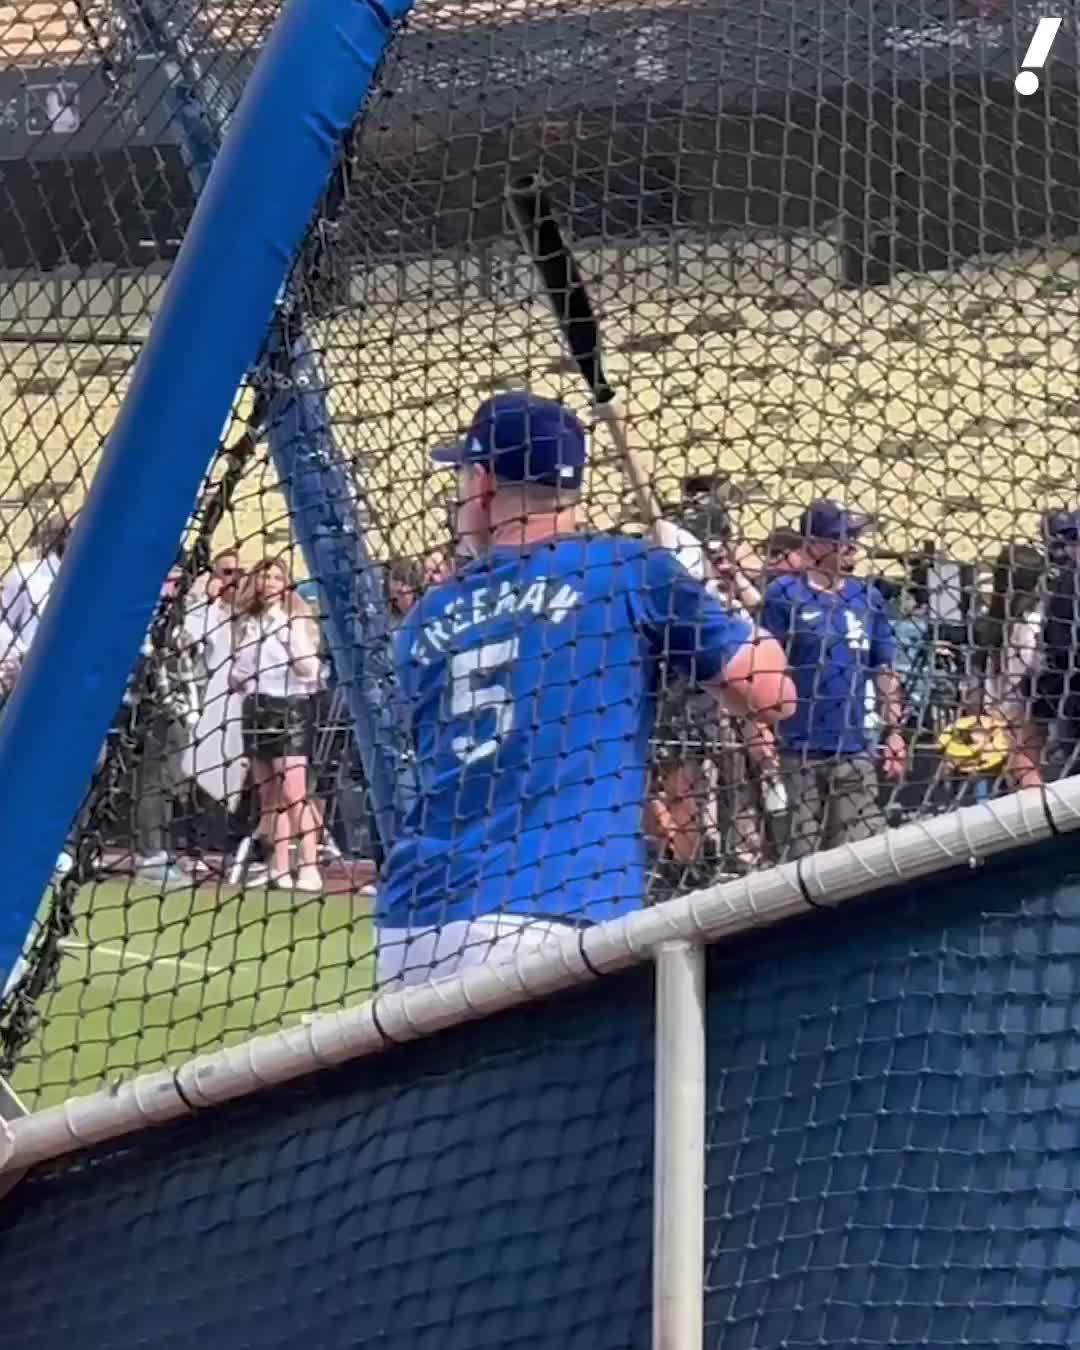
top-left (1043, 509), bottom-right (1080, 542)
top-left (431, 392), bottom-right (587, 490)
top-left (799, 498), bottom-right (873, 542)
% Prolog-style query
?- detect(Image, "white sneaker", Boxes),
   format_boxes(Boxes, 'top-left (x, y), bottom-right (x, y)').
top-left (318, 840), bottom-right (343, 864)
top-left (269, 870), bottom-right (296, 891)
top-left (294, 865), bottom-right (323, 894)
top-left (136, 861), bottom-right (192, 893)
top-left (237, 862), bottom-right (270, 889)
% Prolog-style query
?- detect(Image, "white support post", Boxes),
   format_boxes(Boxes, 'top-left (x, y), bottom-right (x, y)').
top-left (652, 939), bottom-right (706, 1350)
top-left (0, 1076), bottom-right (27, 1201)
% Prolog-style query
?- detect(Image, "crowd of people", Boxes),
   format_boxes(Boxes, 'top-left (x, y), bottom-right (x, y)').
top-left (2, 450), bottom-right (1078, 905)
top-left (369, 392), bottom-right (1080, 990)
top-left (377, 470), bottom-right (1080, 900)
top-left (633, 483), bottom-right (1080, 891)
top-left (0, 526), bottom-right (344, 892)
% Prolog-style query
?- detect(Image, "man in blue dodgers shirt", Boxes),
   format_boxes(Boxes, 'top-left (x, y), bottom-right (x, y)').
top-left (375, 392), bottom-right (794, 989)
top-left (761, 499), bottom-right (906, 861)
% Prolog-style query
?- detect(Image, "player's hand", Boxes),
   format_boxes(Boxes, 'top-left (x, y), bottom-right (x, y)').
top-left (881, 729), bottom-right (907, 781)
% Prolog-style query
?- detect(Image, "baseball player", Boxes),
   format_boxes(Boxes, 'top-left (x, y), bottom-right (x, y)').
top-left (375, 391), bottom-right (795, 990)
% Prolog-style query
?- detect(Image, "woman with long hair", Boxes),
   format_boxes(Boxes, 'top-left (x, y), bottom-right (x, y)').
top-left (230, 557), bottom-right (323, 891)
top-left (973, 542), bottom-right (1047, 790)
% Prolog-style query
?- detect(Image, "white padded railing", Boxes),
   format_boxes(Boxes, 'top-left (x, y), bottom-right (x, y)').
top-left (3, 776), bottom-right (1080, 1176)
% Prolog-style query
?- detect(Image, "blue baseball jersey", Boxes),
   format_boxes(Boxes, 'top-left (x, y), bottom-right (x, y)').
top-left (761, 574), bottom-right (895, 754)
top-left (377, 535), bottom-right (752, 930)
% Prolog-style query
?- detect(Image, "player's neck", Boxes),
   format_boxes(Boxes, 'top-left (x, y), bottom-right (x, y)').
top-left (489, 511), bottom-right (577, 549)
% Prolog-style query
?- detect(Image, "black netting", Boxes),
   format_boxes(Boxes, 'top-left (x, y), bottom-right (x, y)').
top-left (4, 836), bottom-right (1080, 1348)
top-left (1, 0), bottom-right (1079, 1116)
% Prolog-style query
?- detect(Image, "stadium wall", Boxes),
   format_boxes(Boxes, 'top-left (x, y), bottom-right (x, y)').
top-left (3, 4), bottom-right (1077, 274)
top-left (5, 830), bottom-right (1080, 1349)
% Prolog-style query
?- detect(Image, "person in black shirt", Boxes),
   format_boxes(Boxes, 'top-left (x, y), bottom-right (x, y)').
top-left (130, 565), bottom-right (206, 888)
top-left (1034, 510), bottom-right (1080, 775)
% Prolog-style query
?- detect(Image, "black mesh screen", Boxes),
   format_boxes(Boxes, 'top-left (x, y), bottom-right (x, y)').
top-left (5, 835), bottom-right (1080, 1348)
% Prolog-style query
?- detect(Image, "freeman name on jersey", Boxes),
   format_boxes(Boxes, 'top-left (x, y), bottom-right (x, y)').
top-left (410, 577), bottom-right (582, 665)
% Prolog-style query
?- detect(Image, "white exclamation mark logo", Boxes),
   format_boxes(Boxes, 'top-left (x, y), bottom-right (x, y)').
top-left (1015, 17), bottom-right (1063, 95)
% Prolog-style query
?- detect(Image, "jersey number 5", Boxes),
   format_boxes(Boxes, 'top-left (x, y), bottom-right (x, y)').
top-left (449, 637), bottom-right (519, 765)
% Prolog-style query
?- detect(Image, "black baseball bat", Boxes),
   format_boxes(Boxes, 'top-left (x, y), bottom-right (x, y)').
top-left (507, 175), bottom-right (615, 405)
top-left (507, 175), bottom-right (661, 523)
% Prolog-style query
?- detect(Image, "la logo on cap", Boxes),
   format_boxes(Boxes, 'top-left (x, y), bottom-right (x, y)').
top-left (559, 464), bottom-right (575, 480)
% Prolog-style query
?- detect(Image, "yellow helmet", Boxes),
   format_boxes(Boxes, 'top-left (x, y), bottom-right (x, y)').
top-left (938, 715), bottom-right (1009, 776)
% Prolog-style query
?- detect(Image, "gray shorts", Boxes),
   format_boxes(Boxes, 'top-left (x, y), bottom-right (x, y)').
top-left (779, 751), bottom-right (885, 861)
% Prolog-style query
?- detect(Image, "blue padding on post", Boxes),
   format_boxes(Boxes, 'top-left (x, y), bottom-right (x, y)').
top-left (0, 0), bottom-right (415, 988)
top-left (265, 331), bottom-right (414, 851)
top-left (137, 0), bottom-right (412, 859)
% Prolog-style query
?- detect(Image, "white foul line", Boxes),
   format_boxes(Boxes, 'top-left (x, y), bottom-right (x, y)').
top-left (59, 939), bottom-right (225, 977)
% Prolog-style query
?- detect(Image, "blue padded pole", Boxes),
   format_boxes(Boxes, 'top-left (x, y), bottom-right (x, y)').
top-left (261, 333), bottom-right (408, 854)
top-left (136, 0), bottom-right (412, 852)
top-left (0, 0), bottom-right (414, 988)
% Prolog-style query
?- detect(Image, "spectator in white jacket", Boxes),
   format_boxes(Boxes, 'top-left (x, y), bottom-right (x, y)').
top-left (0, 514), bottom-right (73, 650)
top-left (230, 557), bottom-right (323, 893)
top-left (0, 615), bottom-right (25, 706)
top-left (185, 550), bottom-right (244, 670)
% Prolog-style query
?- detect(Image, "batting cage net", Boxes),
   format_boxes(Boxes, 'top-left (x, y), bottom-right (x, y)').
top-left (1, 0), bottom-right (1078, 1096)
top-left (2, 4), bottom-right (1080, 1332)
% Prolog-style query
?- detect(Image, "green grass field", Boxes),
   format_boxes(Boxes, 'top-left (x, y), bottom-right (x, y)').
top-left (10, 878), bottom-right (375, 1111)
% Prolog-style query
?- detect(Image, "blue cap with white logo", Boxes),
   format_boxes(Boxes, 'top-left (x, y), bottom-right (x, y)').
top-left (798, 498), bottom-right (873, 542)
top-left (431, 392), bottom-right (587, 490)
top-left (1044, 509), bottom-right (1080, 542)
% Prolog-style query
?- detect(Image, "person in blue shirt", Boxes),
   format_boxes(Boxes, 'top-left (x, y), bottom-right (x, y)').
top-left (376, 391), bottom-right (794, 989)
top-left (761, 499), bottom-right (906, 860)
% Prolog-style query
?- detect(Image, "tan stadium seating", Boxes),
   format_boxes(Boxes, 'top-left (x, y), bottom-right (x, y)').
top-left (0, 235), bottom-right (1076, 575)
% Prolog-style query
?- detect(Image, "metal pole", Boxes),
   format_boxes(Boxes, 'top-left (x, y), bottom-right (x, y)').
top-left (653, 939), bottom-right (706, 1350)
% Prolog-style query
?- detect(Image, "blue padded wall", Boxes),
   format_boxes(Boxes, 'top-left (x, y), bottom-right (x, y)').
top-left (5, 835), bottom-right (1080, 1349)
